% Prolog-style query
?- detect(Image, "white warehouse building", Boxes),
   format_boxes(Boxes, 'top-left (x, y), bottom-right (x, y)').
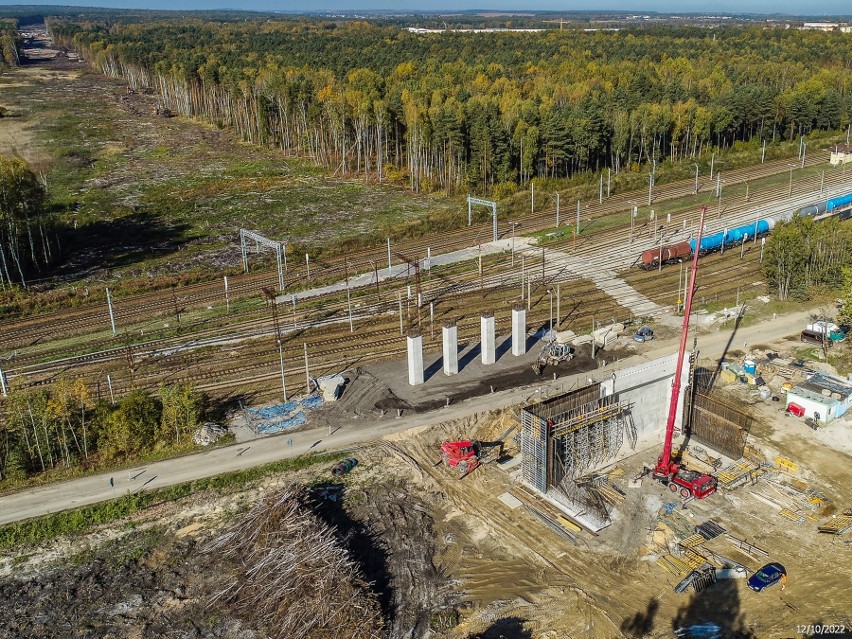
top-left (785, 373), bottom-right (852, 424)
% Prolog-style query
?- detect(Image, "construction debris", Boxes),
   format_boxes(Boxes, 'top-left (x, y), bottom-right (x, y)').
top-left (205, 486), bottom-right (384, 639)
top-left (716, 458), bottom-right (764, 489)
top-left (695, 520), bottom-right (726, 540)
top-left (192, 422), bottom-right (227, 446)
top-left (817, 514), bottom-right (852, 535)
top-left (724, 533), bottom-right (769, 559)
top-left (317, 374), bottom-right (347, 402)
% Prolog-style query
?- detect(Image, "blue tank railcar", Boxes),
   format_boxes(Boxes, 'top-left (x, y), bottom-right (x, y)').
top-left (827, 192), bottom-right (852, 212)
top-left (799, 201), bottom-right (827, 217)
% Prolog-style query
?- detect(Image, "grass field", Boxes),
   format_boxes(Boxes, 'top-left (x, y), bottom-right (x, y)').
top-left (0, 63), bottom-right (462, 288)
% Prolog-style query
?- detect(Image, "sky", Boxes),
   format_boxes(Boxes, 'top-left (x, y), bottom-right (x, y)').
top-left (2, 0), bottom-right (851, 16)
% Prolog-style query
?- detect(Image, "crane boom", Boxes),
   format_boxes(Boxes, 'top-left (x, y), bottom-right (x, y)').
top-left (654, 206), bottom-right (709, 482)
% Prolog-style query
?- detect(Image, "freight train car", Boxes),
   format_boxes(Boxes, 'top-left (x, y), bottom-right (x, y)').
top-left (637, 190), bottom-right (852, 270)
top-left (688, 219), bottom-right (774, 254)
top-left (640, 242), bottom-right (691, 269)
top-left (827, 192), bottom-right (852, 213)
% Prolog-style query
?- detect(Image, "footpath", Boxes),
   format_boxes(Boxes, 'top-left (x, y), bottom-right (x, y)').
top-left (0, 307), bottom-right (815, 525)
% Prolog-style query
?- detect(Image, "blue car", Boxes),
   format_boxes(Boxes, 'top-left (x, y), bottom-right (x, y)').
top-left (633, 326), bottom-right (654, 342)
top-left (747, 562), bottom-right (786, 592)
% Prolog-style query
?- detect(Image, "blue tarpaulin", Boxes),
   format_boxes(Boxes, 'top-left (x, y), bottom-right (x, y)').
top-left (257, 411), bottom-right (307, 434)
top-left (299, 395), bottom-right (324, 410)
top-left (248, 395), bottom-right (324, 434)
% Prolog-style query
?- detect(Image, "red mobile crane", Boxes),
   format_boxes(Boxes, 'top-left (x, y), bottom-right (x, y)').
top-left (651, 206), bottom-right (717, 500)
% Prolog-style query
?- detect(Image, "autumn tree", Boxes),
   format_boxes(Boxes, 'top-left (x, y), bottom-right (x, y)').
top-left (0, 156), bottom-right (53, 287)
top-left (158, 383), bottom-right (203, 446)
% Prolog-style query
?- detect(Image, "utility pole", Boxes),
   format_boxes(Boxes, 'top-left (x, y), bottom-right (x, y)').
top-left (648, 172), bottom-right (653, 206)
top-left (0, 364), bottom-right (7, 397)
top-left (789, 167), bottom-right (794, 196)
top-left (224, 275), bottom-right (230, 313)
top-left (478, 245), bottom-right (483, 290)
top-left (305, 253), bottom-right (311, 281)
top-left (264, 286), bottom-right (286, 401)
top-left (548, 289), bottom-right (553, 334)
top-left (630, 205), bottom-right (637, 242)
top-left (555, 192), bottom-right (560, 227)
top-left (607, 169), bottom-right (611, 198)
top-left (576, 200), bottom-right (580, 236)
top-left (345, 261), bottom-right (353, 333)
top-left (372, 261), bottom-right (381, 302)
top-left (556, 283), bottom-right (561, 327)
top-left (278, 340), bottom-right (288, 401)
top-left (387, 237), bottom-right (392, 274)
top-left (171, 284), bottom-right (185, 334)
top-left (106, 287), bottom-right (117, 335)
top-left (710, 152), bottom-right (715, 179)
top-left (599, 173), bottom-right (603, 204)
top-left (761, 139), bottom-right (766, 163)
top-left (303, 343), bottom-right (311, 394)
top-left (531, 182), bottom-right (535, 213)
top-left (801, 142), bottom-right (806, 169)
top-left (694, 163), bottom-right (699, 194)
top-left (511, 222), bottom-right (516, 266)
top-left (398, 292), bottom-right (403, 334)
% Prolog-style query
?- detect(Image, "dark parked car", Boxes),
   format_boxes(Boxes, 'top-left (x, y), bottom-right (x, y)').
top-left (633, 326), bottom-right (654, 343)
top-left (747, 562), bottom-right (786, 592)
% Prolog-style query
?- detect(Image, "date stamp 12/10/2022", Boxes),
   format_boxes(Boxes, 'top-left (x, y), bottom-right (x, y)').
top-left (795, 625), bottom-right (847, 636)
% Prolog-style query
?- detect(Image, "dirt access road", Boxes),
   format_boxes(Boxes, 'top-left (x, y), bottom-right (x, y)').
top-left (0, 307), bottom-right (815, 525)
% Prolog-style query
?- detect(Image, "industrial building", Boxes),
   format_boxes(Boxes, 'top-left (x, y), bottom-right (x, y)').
top-left (830, 143), bottom-right (851, 166)
top-left (785, 373), bottom-right (852, 424)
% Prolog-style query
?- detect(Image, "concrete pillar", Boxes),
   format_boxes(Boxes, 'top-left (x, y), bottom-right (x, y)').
top-left (481, 312), bottom-right (495, 365)
top-left (511, 304), bottom-right (526, 356)
top-left (407, 332), bottom-right (424, 385)
top-left (442, 323), bottom-right (458, 376)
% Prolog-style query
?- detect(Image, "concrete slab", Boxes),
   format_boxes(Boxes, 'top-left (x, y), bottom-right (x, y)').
top-left (498, 492), bottom-right (524, 509)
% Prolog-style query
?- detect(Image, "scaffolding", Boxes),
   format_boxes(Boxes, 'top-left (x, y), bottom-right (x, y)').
top-left (553, 397), bottom-right (628, 479)
top-left (520, 384), bottom-right (599, 492)
top-left (520, 384), bottom-right (634, 493)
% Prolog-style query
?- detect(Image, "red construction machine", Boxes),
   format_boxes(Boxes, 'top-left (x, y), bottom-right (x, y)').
top-left (439, 440), bottom-right (482, 477)
top-left (650, 206), bottom-right (717, 500)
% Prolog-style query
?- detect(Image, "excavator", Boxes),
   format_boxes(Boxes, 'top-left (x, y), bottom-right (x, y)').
top-left (532, 333), bottom-right (574, 375)
top-left (650, 206), bottom-right (717, 500)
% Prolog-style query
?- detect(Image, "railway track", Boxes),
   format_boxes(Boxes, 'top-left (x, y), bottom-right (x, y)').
top-left (2, 152), bottom-right (849, 402)
top-left (0, 150), bottom-right (835, 350)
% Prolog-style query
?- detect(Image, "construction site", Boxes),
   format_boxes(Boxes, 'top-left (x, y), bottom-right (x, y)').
top-left (3, 224), bottom-right (852, 638)
top-left (2, 32), bottom-right (852, 639)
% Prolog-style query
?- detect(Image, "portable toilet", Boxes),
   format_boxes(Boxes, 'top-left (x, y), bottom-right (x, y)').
top-left (744, 359), bottom-right (756, 375)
